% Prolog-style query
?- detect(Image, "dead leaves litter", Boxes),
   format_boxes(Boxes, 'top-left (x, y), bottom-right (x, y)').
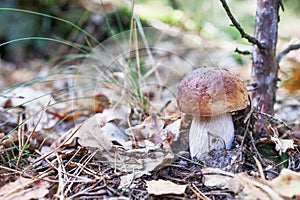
top-left (201, 168), bottom-right (234, 188)
top-left (198, 166), bottom-right (300, 199)
top-left (146, 179), bottom-right (187, 195)
top-left (229, 168), bottom-right (300, 199)
top-left (0, 177), bottom-right (49, 200)
top-left (53, 106), bottom-right (181, 186)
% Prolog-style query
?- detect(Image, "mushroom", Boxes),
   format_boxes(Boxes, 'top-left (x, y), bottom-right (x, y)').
top-left (177, 67), bottom-right (248, 160)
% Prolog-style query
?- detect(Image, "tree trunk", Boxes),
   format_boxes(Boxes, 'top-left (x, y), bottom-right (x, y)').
top-left (251, 0), bottom-right (279, 130)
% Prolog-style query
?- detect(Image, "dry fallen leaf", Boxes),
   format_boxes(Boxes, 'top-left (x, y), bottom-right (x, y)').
top-left (282, 59), bottom-right (300, 93)
top-left (60, 106), bottom-right (130, 147)
top-left (271, 136), bottom-right (295, 154)
top-left (118, 149), bottom-right (174, 189)
top-left (125, 115), bottom-right (182, 148)
top-left (65, 113), bottom-right (113, 149)
top-left (0, 177), bottom-right (49, 200)
top-left (201, 168), bottom-right (233, 188)
top-left (229, 173), bottom-right (283, 200)
top-left (0, 86), bottom-right (60, 132)
top-left (125, 115), bottom-right (165, 147)
top-left (55, 108), bottom-right (130, 163)
top-left (228, 168), bottom-right (300, 199)
top-left (56, 106), bottom-right (174, 184)
top-left (268, 168), bottom-right (300, 198)
top-left (146, 179), bottom-right (187, 195)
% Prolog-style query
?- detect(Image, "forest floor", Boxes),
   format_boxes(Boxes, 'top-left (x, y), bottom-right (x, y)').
top-left (0, 1), bottom-right (300, 199)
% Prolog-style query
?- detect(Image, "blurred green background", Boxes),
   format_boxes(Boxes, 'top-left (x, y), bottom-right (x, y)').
top-left (0, 0), bottom-right (299, 65)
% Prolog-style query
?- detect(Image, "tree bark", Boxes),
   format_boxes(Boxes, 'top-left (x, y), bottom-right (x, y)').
top-left (251, 0), bottom-right (279, 130)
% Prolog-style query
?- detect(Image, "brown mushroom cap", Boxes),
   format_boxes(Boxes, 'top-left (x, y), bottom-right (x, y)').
top-left (177, 67), bottom-right (248, 116)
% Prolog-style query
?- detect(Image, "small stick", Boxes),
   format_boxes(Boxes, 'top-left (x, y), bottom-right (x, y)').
top-left (190, 184), bottom-right (212, 200)
top-left (22, 122), bottom-right (84, 173)
top-left (249, 131), bottom-right (267, 167)
top-left (276, 43), bottom-right (300, 63)
top-left (219, 0), bottom-right (264, 49)
top-left (234, 47), bottom-right (251, 55)
top-left (253, 156), bottom-right (266, 180)
top-left (254, 110), bottom-right (291, 130)
top-left (235, 109), bottom-right (253, 162)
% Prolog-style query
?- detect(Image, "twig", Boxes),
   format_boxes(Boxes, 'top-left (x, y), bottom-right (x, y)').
top-left (1, 173), bottom-right (49, 199)
top-left (34, 149), bottom-right (94, 182)
top-left (277, 0), bottom-right (285, 12)
top-left (64, 150), bottom-right (98, 196)
top-left (235, 109), bottom-right (253, 163)
top-left (219, 0), bottom-right (264, 49)
top-left (190, 184), bottom-right (212, 200)
top-left (253, 110), bottom-right (292, 130)
top-left (276, 43), bottom-right (300, 63)
top-left (0, 165), bottom-right (23, 175)
top-left (249, 131), bottom-right (267, 167)
top-left (234, 47), bottom-right (251, 55)
top-left (22, 122), bottom-right (84, 173)
top-left (253, 156), bottom-right (266, 180)
top-left (55, 152), bottom-right (65, 199)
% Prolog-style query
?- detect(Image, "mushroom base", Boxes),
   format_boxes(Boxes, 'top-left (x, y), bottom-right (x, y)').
top-left (189, 113), bottom-right (234, 160)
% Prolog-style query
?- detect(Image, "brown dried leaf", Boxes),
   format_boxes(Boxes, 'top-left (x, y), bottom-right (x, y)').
top-left (125, 115), bottom-right (182, 147)
top-left (0, 87), bottom-right (59, 132)
top-left (282, 59), bottom-right (300, 93)
top-left (0, 177), bottom-right (49, 200)
top-left (146, 179), bottom-right (187, 195)
top-left (51, 93), bottom-right (110, 121)
top-left (118, 142), bottom-right (174, 188)
top-left (229, 173), bottom-right (283, 200)
top-left (58, 107), bottom-right (130, 150)
top-left (57, 107), bottom-right (175, 186)
top-left (202, 168), bottom-right (233, 188)
top-left (164, 117), bottom-right (182, 141)
top-left (116, 142), bottom-right (174, 173)
top-left (126, 115), bottom-right (164, 147)
top-left (268, 168), bottom-right (300, 198)
top-left (67, 113), bottom-right (114, 150)
top-left (51, 106), bottom-right (131, 163)
top-left (228, 169), bottom-right (300, 199)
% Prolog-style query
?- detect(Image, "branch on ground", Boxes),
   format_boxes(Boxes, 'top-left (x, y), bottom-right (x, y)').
top-left (219, 0), bottom-right (264, 49)
top-left (276, 43), bottom-right (300, 63)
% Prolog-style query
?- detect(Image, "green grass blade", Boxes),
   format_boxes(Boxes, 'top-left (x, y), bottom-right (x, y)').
top-left (0, 37), bottom-right (90, 53)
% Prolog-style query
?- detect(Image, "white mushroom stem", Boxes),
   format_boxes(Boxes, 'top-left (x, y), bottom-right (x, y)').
top-left (189, 113), bottom-right (234, 160)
